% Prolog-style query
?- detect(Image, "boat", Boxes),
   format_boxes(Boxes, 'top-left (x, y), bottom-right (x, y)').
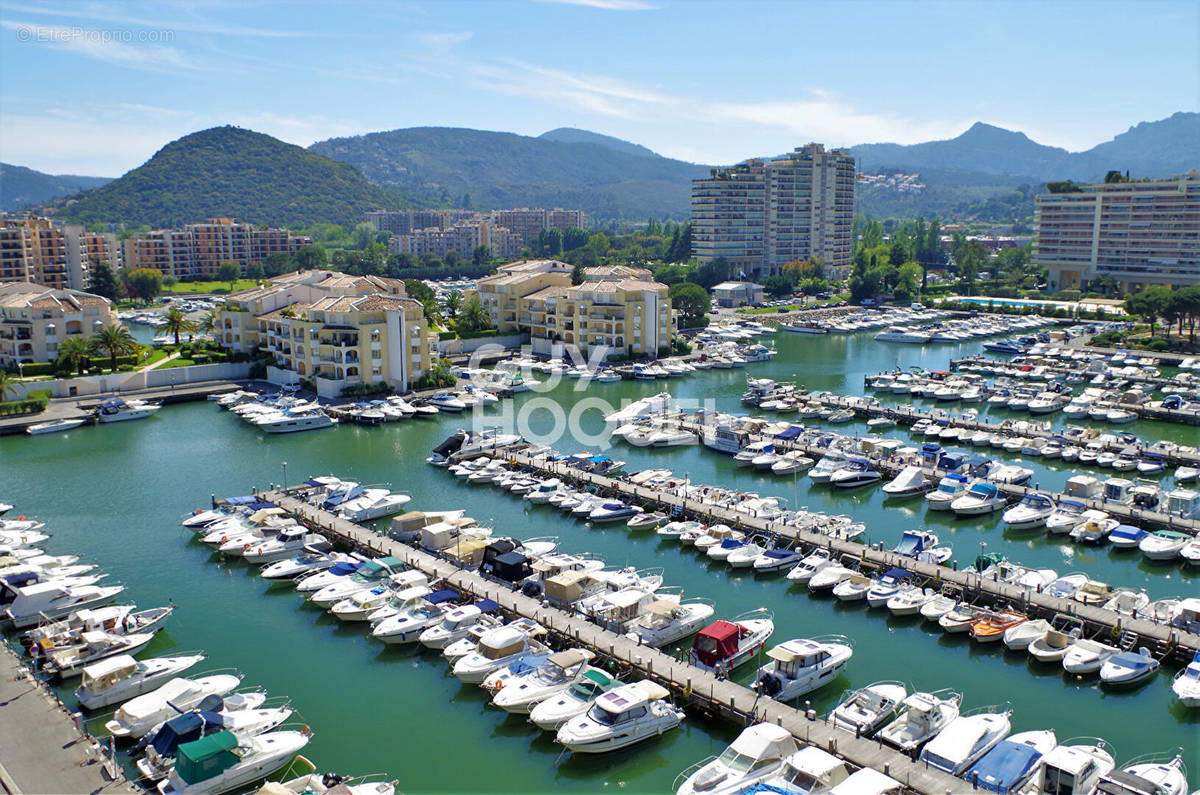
top-left (588, 501), bottom-right (638, 523)
top-left (254, 768), bottom-right (395, 795)
top-left (370, 589), bottom-right (460, 643)
top-left (554, 680), bottom-right (684, 753)
top-left (919, 704), bottom-right (1012, 775)
top-left (253, 409), bottom-right (335, 434)
top-left (939, 604), bottom-right (985, 634)
top-left (881, 466), bottom-right (928, 496)
top-left (1107, 525), bottom-right (1148, 551)
top-left (808, 452), bottom-right (848, 484)
top-left (105, 673), bottom-right (244, 739)
top-left (418, 601), bottom-right (501, 650)
top-left (832, 574), bottom-right (872, 602)
top-left (1099, 647), bottom-right (1160, 687)
top-left (1170, 652), bottom-right (1200, 707)
top-left (1028, 628), bottom-right (1079, 664)
top-left (243, 531), bottom-right (329, 565)
top-left (95, 398), bottom-right (161, 423)
top-left (1138, 530), bottom-right (1190, 561)
top-left (752, 636), bottom-right (852, 702)
top-left (865, 569), bottom-right (916, 608)
top-left (951, 482), bottom-right (1007, 515)
top-left (785, 550), bottom-right (833, 584)
top-left (452, 624), bottom-right (550, 684)
top-left (75, 653), bottom-right (207, 711)
top-left (1003, 494), bottom-right (1055, 530)
top-left (491, 649), bottom-right (597, 714)
top-left (42, 629), bottom-right (158, 679)
top-left (26, 418), bottom-right (87, 435)
top-left (1062, 639), bottom-right (1119, 675)
top-left (965, 729), bottom-right (1058, 794)
top-left (920, 593), bottom-right (959, 622)
top-left (876, 326), bottom-right (931, 344)
top-left (1018, 740), bottom-right (1114, 795)
top-left (971, 611), bottom-right (1028, 644)
top-left (528, 668), bottom-right (620, 731)
top-left (827, 767), bottom-right (902, 795)
top-left (675, 723), bottom-right (798, 795)
top-left (751, 547), bottom-right (804, 574)
top-left (1069, 511), bottom-right (1119, 544)
top-left (891, 530), bottom-right (951, 565)
top-left (1045, 500), bottom-right (1086, 534)
top-left (626, 512), bottom-right (667, 530)
top-left (807, 564), bottom-right (855, 594)
top-left (877, 689), bottom-right (963, 752)
top-left (925, 473), bottom-right (971, 511)
top-left (22, 603), bottom-right (172, 646)
top-left (137, 703), bottom-right (294, 783)
top-left (688, 609), bottom-right (774, 675)
top-left (156, 729), bottom-right (311, 795)
top-left (828, 680), bottom-right (907, 736)
top-left (5, 582), bottom-right (124, 629)
top-left (1003, 619), bottom-right (1050, 651)
top-left (1095, 752), bottom-right (1189, 795)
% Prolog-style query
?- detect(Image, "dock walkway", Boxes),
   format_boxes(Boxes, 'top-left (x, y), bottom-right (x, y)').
top-left (0, 643), bottom-right (136, 795)
top-left (261, 490), bottom-right (979, 795)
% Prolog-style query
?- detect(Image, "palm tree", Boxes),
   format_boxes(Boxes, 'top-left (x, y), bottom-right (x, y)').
top-left (90, 324), bottom-right (139, 372)
top-left (0, 369), bottom-right (14, 401)
top-left (444, 290), bottom-right (463, 318)
top-left (162, 307), bottom-right (198, 346)
top-left (198, 310), bottom-right (218, 335)
top-left (457, 297), bottom-right (491, 333)
top-left (55, 336), bottom-right (92, 375)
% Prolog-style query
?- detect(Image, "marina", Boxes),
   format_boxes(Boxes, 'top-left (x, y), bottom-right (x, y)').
top-left (2, 321), bottom-right (1197, 793)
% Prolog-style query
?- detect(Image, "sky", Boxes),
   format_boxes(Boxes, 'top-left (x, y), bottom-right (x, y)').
top-left (1, 0), bottom-right (1197, 177)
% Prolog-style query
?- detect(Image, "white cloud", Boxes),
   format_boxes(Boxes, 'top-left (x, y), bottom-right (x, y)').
top-left (412, 31), bottom-right (473, 48)
top-left (471, 59), bottom-right (679, 119)
top-left (0, 2), bottom-right (313, 37)
top-left (536, 0), bottom-right (657, 9)
top-left (1, 20), bottom-right (197, 70)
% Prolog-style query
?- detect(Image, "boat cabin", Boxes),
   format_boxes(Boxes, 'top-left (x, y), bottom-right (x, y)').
top-left (1032, 745), bottom-right (1110, 795)
top-left (1064, 476), bottom-right (1102, 499)
top-left (1171, 598), bottom-right (1200, 634)
top-left (79, 654), bottom-right (140, 694)
top-left (692, 620), bottom-right (748, 668)
top-left (1102, 478), bottom-right (1134, 505)
top-left (764, 639), bottom-right (834, 679)
top-left (544, 570), bottom-right (606, 607)
top-left (149, 709), bottom-right (226, 759)
top-left (775, 747), bottom-right (850, 793)
top-left (481, 549), bottom-right (532, 584)
top-left (1165, 489), bottom-right (1200, 519)
top-left (174, 729), bottom-right (239, 786)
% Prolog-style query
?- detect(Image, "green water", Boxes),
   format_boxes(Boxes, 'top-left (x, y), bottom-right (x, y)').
top-left (2, 330), bottom-right (1197, 793)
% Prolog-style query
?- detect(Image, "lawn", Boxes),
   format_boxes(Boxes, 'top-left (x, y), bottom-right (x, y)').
top-left (164, 279), bottom-right (259, 295)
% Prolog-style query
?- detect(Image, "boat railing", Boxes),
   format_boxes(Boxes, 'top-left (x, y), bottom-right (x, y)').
top-left (1059, 736), bottom-right (1114, 754)
top-left (809, 633), bottom-right (855, 649)
top-left (671, 757), bottom-right (718, 793)
top-left (960, 700), bottom-right (1013, 717)
top-left (732, 606), bottom-right (773, 623)
top-left (1116, 747), bottom-right (1184, 769)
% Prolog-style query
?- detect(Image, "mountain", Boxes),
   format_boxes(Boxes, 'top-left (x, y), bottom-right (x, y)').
top-left (538, 127), bottom-right (659, 158)
top-left (308, 126), bottom-right (708, 220)
top-left (0, 163), bottom-right (112, 211)
top-left (53, 126), bottom-right (397, 229)
top-left (850, 113), bottom-right (1199, 183)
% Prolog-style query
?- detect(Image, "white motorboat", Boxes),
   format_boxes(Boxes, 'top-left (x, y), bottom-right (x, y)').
top-left (829, 459), bottom-right (882, 489)
top-left (771, 451), bottom-right (814, 475)
top-left (491, 649), bottom-right (596, 713)
top-left (105, 673), bottom-right (243, 738)
top-left (336, 489), bottom-right (412, 522)
top-left (753, 636), bottom-right (853, 702)
top-left (807, 564), bottom-right (855, 594)
top-left (5, 582), bottom-right (124, 629)
top-left (920, 594), bottom-right (959, 622)
top-left (807, 452), bottom-right (848, 484)
top-left (452, 624), bottom-right (550, 684)
top-left (833, 574), bottom-right (872, 602)
top-left (243, 531), bottom-right (329, 565)
top-left (925, 474), bottom-right (970, 511)
top-left (1062, 638), bottom-right (1119, 675)
top-left (1097, 752), bottom-right (1189, 795)
top-left (1138, 530), bottom-right (1191, 561)
top-left (688, 610), bottom-right (774, 674)
top-left (137, 703), bottom-right (294, 783)
top-left (95, 398), bottom-right (161, 423)
top-left (308, 557), bottom-right (409, 606)
top-left (785, 550), bottom-right (833, 584)
top-left (887, 587), bottom-right (937, 616)
top-left (1018, 741), bottom-right (1114, 795)
top-left (1171, 652), bottom-right (1200, 707)
top-left (43, 630), bottom-right (157, 679)
top-left (21, 603), bottom-right (171, 646)
top-left (1099, 647), bottom-right (1160, 686)
top-left (951, 482), bottom-right (1007, 516)
top-left (588, 501), bottom-right (638, 523)
top-left (554, 680), bottom-right (684, 753)
top-left (877, 690), bottom-right (962, 752)
top-left (919, 704), bottom-right (1012, 774)
top-left (828, 680), bottom-right (907, 736)
top-left (254, 409), bottom-right (336, 434)
top-left (675, 723), bottom-right (797, 795)
top-left (528, 667), bottom-right (620, 731)
top-left (293, 560), bottom-right (366, 593)
top-left (1003, 619), bottom-right (1050, 651)
top-left (622, 598), bottom-right (714, 648)
top-left (1003, 494), bottom-right (1056, 530)
top-left (75, 653), bottom-right (207, 711)
top-left (26, 418), bottom-right (87, 435)
top-left (1045, 573), bottom-right (1089, 599)
top-left (370, 589), bottom-right (457, 643)
top-left (332, 581), bottom-right (428, 622)
top-left (1102, 588), bottom-right (1150, 617)
top-left (881, 466), bottom-right (928, 496)
top-left (965, 730), bottom-right (1058, 795)
top-left (156, 729), bottom-right (310, 795)
top-left (260, 548), bottom-right (349, 582)
top-left (751, 547), bottom-right (804, 574)
top-left (865, 570), bottom-right (917, 608)
top-left (1069, 511), bottom-right (1119, 544)
top-left (626, 511), bottom-right (668, 530)
top-left (418, 602), bottom-right (502, 650)
top-left (1028, 628), bottom-right (1080, 664)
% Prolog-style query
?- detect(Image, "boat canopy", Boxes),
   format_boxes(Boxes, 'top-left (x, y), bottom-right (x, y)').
top-left (1108, 525), bottom-right (1147, 543)
top-left (882, 568), bottom-right (912, 581)
top-left (486, 551), bottom-right (531, 582)
top-left (774, 426), bottom-right (804, 441)
top-left (81, 654), bottom-right (138, 686)
top-left (967, 740), bottom-right (1045, 793)
top-left (693, 620), bottom-right (742, 666)
top-left (547, 649), bottom-right (593, 668)
top-left (175, 729), bottom-right (238, 785)
top-left (729, 723), bottom-right (795, 762)
top-left (326, 561), bottom-right (360, 577)
top-left (473, 599), bottom-right (500, 613)
top-left (762, 549), bottom-right (797, 560)
top-left (939, 452), bottom-right (966, 470)
top-left (151, 710), bottom-right (224, 756)
top-left (425, 589), bottom-right (459, 605)
top-left (223, 496), bottom-right (257, 506)
top-left (646, 600), bottom-right (682, 617)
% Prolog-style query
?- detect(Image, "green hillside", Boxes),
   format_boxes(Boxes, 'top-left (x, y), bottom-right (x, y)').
top-left (54, 126), bottom-right (397, 229)
top-left (0, 163), bottom-right (112, 211)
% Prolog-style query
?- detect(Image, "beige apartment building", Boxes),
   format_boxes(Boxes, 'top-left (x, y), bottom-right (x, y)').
top-left (0, 217), bottom-right (119, 291)
top-left (489, 208), bottom-right (586, 243)
top-left (215, 270), bottom-right (431, 397)
top-left (389, 220), bottom-right (524, 259)
top-left (1035, 172), bottom-right (1200, 292)
top-left (692, 144), bottom-right (856, 279)
top-left (124, 218), bottom-right (311, 279)
top-left (0, 281), bottom-right (118, 366)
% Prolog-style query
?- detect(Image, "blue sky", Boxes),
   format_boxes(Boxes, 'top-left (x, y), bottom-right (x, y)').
top-left (1, 0), bottom-right (1196, 176)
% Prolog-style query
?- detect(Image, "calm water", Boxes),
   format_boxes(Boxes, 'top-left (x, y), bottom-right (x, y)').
top-left (1, 329), bottom-right (1197, 793)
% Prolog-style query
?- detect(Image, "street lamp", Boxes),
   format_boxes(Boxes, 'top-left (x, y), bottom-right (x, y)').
top-left (281, 461), bottom-right (288, 490)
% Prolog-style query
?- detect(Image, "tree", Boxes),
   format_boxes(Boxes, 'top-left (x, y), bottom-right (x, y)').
top-left (0, 369), bottom-right (14, 400)
top-left (562, 227), bottom-right (589, 252)
top-left (88, 262), bottom-right (121, 301)
top-left (1125, 286), bottom-right (1169, 336)
top-left (888, 241), bottom-right (907, 267)
top-left (472, 245), bottom-right (491, 267)
top-left (244, 262), bottom-right (265, 281)
top-left (217, 261), bottom-right (241, 291)
top-left (571, 262), bottom-right (585, 285)
top-left (162, 306), bottom-right (198, 346)
top-left (689, 258), bottom-right (729, 290)
top-left (457, 297), bottom-right (491, 333)
top-left (443, 250), bottom-right (459, 269)
top-left (444, 290), bottom-right (463, 318)
top-left (669, 282), bottom-right (711, 328)
top-left (894, 263), bottom-right (922, 303)
top-left (536, 228), bottom-right (563, 256)
top-left (125, 268), bottom-right (163, 303)
top-left (55, 336), bottom-right (92, 375)
top-left (162, 274), bottom-right (178, 290)
top-left (403, 279), bottom-right (435, 304)
top-left (295, 245), bottom-right (327, 270)
top-left (90, 324), bottom-right (138, 372)
top-left (352, 222), bottom-right (376, 250)
top-left (198, 310), bottom-right (218, 335)
top-left (762, 274), bottom-right (795, 298)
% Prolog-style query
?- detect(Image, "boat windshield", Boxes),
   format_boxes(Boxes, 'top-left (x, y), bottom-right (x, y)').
top-left (1043, 766), bottom-right (1079, 795)
top-left (937, 482), bottom-right (959, 494)
top-left (782, 765), bottom-right (823, 791)
top-left (585, 704), bottom-right (620, 726)
top-left (716, 748), bottom-right (758, 774)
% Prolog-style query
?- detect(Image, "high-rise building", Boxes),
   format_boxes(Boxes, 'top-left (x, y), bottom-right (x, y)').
top-left (0, 217), bottom-right (119, 291)
top-left (389, 221), bottom-right (524, 259)
top-left (1034, 172), bottom-right (1200, 292)
top-left (123, 218), bottom-right (311, 279)
top-left (691, 144), bottom-right (855, 279)
top-left (489, 208), bottom-right (585, 243)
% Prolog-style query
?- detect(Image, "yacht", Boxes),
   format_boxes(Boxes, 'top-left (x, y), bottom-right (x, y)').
top-left (1045, 500), bottom-right (1087, 534)
top-left (919, 704), bottom-right (1012, 774)
top-left (876, 326), bottom-right (931, 344)
top-left (491, 649), bottom-right (596, 714)
top-left (1069, 511), bottom-right (1119, 544)
top-left (950, 482), bottom-right (1007, 516)
top-left (452, 624), bottom-right (550, 684)
top-left (26, 418), bottom-right (87, 435)
top-left (253, 409), bottom-right (335, 434)
top-left (43, 630), bottom-right (158, 679)
top-left (156, 729), bottom-right (310, 795)
top-left (807, 564), bottom-right (856, 594)
top-left (136, 701), bottom-right (293, 783)
top-left (877, 689), bottom-right (962, 752)
top-left (1003, 494), bottom-right (1056, 530)
top-left (965, 730), bottom-right (1058, 795)
top-left (554, 680), bottom-right (684, 753)
top-left (786, 549), bottom-right (834, 584)
top-left (828, 680), bottom-right (907, 736)
top-left (622, 598), bottom-right (715, 648)
top-left (752, 547), bottom-right (804, 574)
top-left (418, 602), bottom-right (503, 650)
top-left (1138, 530), bottom-right (1190, 561)
top-left (808, 451), bottom-right (849, 484)
top-left (829, 459), bottom-right (882, 489)
top-left (1170, 652), bottom-right (1200, 707)
top-left (1018, 741), bottom-right (1114, 795)
top-left (370, 589), bottom-right (458, 643)
top-left (243, 530), bottom-right (329, 565)
top-left (75, 653), bottom-right (207, 711)
top-left (528, 667), bottom-right (620, 731)
top-left (925, 473), bottom-right (971, 511)
top-left (1095, 752), bottom-right (1189, 795)
top-left (675, 723), bottom-right (797, 795)
top-left (1099, 647), bottom-right (1159, 686)
top-left (752, 636), bottom-right (853, 702)
top-left (5, 582), bottom-right (124, 629)
top-left (336, 489), bottom-right (412, 522)
top-left (105, 673), bottom-right (243, 739)
top-left (95, 398), bottom-right (161, 423)
top-left (332, 582), bottom-right (429, 623)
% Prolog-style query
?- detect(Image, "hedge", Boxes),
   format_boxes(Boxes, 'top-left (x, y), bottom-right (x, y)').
top-left (0, 391), bottom-right (50, 416)
top-left (457, 328), bottom-right (499, 340)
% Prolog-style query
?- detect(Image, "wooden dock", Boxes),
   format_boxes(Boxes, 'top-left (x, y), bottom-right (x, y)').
top-left (259, 489), bottom-right (982, 795)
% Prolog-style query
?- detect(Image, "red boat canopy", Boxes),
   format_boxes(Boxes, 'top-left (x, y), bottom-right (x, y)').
top-left (693, 620), bottom-right (742, 667)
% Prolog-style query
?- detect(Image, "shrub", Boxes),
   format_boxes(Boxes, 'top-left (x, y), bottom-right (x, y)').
top-left (1142, 339), bottom-right (1170, 352)
top-left (248, 362), bottom-right (267, 379)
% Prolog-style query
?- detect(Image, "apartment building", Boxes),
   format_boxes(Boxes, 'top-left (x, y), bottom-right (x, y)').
top-left (691, 144), bottom-right (856, 279)
top-left (215, 270), bottom-right (431, 397)
top-left (474, 259), bottom-right (575, 331)
top-left (1034, 172), bottom-right (1200, 292)
top-left (389, 220), bottom-right (524, 260)
top-left (0, 281), bottom-right (117, 366)
top-left (365, 209), bottom-right (477, 235)
top-left (0, 217), bottom-right (119, 290)
top-left (123, 218), bottom-right (311, 279)
top-left (489, 208), bottom-right (586, 243)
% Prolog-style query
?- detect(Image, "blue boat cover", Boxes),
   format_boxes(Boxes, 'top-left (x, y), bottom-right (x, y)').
top-left (774, 425), bottom-right (804, 441)
top-left (1108, 525), bottom-right (1146, 542)
top-left (763, 549), bottom-right (796, 559)
top-left (719, 537), bottom-right (744, 549)
top-left (327, 562), bottom-right (360, 576)
top-left (967, 740), bottom-right (1045, 793)
top-left (424, 589), bottom-right (459, 604)
top-left (939, 452), bottom-right (966, 469)
top-left (882, 567), bottom-right (911, 580)
top-left (507, 653), bottom-right (550, 675)
top-left (921, 442), bottom-right (943, 453)
top-left (894, 533), bottom-right (923, 556)
top-left (246, 501), bottom-right (276, 511)
top-left (224, 496), bottom-right (257, 505)
top-left (151, 711), bottom-right (224, 756)
top-left (474, 599), bottom-right (500, 612)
